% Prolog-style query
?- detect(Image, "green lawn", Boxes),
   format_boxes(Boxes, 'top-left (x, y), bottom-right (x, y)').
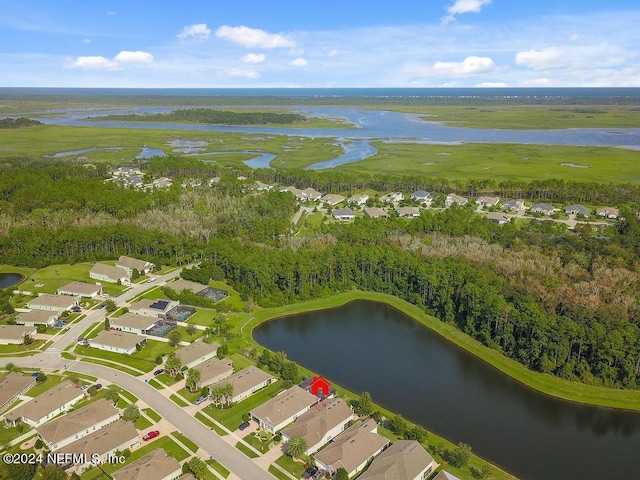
top-left (171, 431), bottom-right (199, 453)
top-left (80, 357), bottom-right (142, 376)
top-left (75, 338), bottom-right (170, 373)
top-left (143, 408), bottom-right (162, 423)
top-left (186, 309), bottom-right (216, 327)
top-left (135, 415), bottom-right (153, 430)
top-left (20, 263), bottom-right (126, 297)
top-left (0, 341), bottom-right (44, 354)
top-left (0, 424), bottom-right (28, 447)
top-left (177, 387), bottom-right (205, 404)
top-left (229, 353), bottom-right (254, 371)
top-left (156, 372), bottom-right (180, 386)
top-left (148, 379), bottom-right (164, 389)
top-left (203, 380), bottom-right (283, 431)
top-left (170, 394), bottom-right (189, 407)
top-left (235, 441), bottom-right (259, 458)
top-left (244, 432), bottom-right (273, 454)
top-left (275, 454), bottom-right (307, 478)
top-left (24, 374), bottom-right (65, 396)
top-left (206, 458), bottom-right (230, 478)
top-left (208, 280), bottom-right (245, 312)
top-left (268, 465), bottom-right (291, 480)
top-left (173, 324), bottom-right (205, 343)
top-left (195, 412), bottom-right (227, 436)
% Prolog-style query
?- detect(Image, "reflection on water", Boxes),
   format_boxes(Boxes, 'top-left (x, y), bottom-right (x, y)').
top-left (253, 300), bottom-right (640, 480)
top-left (0, 273), bottom-right (22, 288)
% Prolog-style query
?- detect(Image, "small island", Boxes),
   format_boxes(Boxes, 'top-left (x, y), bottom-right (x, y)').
top-left (0, 117), bottom-right (43, 129)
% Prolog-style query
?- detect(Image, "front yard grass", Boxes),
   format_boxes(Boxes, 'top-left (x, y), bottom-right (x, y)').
top-left (235, 441), bottom-right (259, 458)
top-left (206, 458), bottom-right (230, 478)
top-left (22, 263), bottom-right (126, 297)
top-left (0, 341), bottom-right (44, 354)
top-left (171, 431), bottom-right (199, 453)
top-left (243, 431), bottom-right (273, 454)
top-left (134, 415), bottom-right (153, 430)
top-left (75, 338), bottom-right (170, 373)
top-left (143, 408), bottom-right (162, 423)
top-left (275, 454), bottom-right (307, 478)
top-left (203, 380), bottom-right (283, 431)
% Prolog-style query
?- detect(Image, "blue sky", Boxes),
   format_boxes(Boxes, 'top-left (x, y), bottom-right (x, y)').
top-left (0, 0), bottom-right (638, 88)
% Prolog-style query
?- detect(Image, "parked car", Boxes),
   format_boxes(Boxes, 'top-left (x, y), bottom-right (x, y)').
top-left (194, 396), bottom-right (207, 405)
top-left (93, 383), bottom-right (102, 390)
top-left (80, 385), bottom-right (89, 391)
top-left (98, 303), bottom-right (106, 309)
top-left (153, 368), bottom-right (165, 376)
top-left (302, 467), bottom-right (318, 479)
top-left (142, 430), bottom-right (160, 441)
top-left (147, 277), bottom-right (156, 283)
top-left (71, 306), bottom-right (81, 313)
top-left (238, 421), bottom-right (251, 431)
top-left (312, 469), bottom-right (325, 480)
top-left (30, 372), bottom-right (40, 377)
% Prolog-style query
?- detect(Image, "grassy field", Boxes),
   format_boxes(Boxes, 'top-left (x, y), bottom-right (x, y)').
top-left (171, 431), bottom-right (199, 452)
top-left (235, 441), bottom-right (259, 458)
top-left (143, 407), bottom-right (162, 422)
top-left (337, 141), bottom-right (640, 184)
top-left (75, 338), bottom-right (170, 373)
top-left (18, 263), bottom-right (126, 297)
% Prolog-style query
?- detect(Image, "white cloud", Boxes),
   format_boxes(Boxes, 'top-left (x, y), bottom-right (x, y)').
top-left (177, 23), bottom-right (212, 40)
top-left (106, 10), bottom-right (116, 16)
top-left (443, 0), bottom-right (491, 24)
top-left (66, 55), bottom-right (118, 70)
top-left (114, 50), bottom-right (154, 64)
top-left (475, 81), bottom-right (507, 87)
top-left (215, 25), bottom-right (295, 48)
top-left (518, 77), bottom-right (556, 87)
top-left (515, 44), bottom-right (636, 70)
top-left (242, 53), bottom-right (265, 64)
top-left (289, 57), bottom-right (308, 67)
top-left (328, 49), bottom-right (339, 57)
top-left (226, 67), bottom-right (260, 78)
top-left (82, 39), bottom-right (91, 44)
top-left (406, 56), bottom-right (496, 78)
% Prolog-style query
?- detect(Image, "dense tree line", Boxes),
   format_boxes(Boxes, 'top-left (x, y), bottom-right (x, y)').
top-left (0, 117), bottom-right (43, 128)
top-left (89, 108), bottom-right (309, 125)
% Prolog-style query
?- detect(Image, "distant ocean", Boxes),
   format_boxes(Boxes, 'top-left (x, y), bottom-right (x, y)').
top-left (1, 87), bottom-right (640, 99)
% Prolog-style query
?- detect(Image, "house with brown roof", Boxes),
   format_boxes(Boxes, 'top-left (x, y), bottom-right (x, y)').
top-left (37, 398), bottom-right (119, 450)
top-left (358, 440), bottom-right (436, 480)
top-left (175, 340), bottom-right (220, 369)
top-left (380, 192), bottom-right (404, 204)
top-left (167, 279), bottom-right (208, 295)
top-left (364, 207), bottom-right (389, 219)
top-left (486, 212), bottom-right (510, 225)
top-left (348, 194), bottom-right (369, 206)
top-left (322, 194), bottom-right (346, 206)
top-left (475, 196), bottom-right (500, 208)
top-left (90, 263), bottom-right (128, 284)
top-left (501, 199), bottom-right (525, 212)
top-left (109, 313), bottom-right (158, 335)
top-left (116, 256), bottom-right (155, 276)
top-left (250, 386), bottom-right (318, 433)
top-left (207, 366), bottom-right (275, 404)
top-left (303, 187), bottom-right (323, 201)
top-left (281, 398), bottom-right (354, 455)
top-left (57, 281), bottom-right (102, 298)
top-left (52, 419), bottom-right (140, 473)
top-left (89, 330), bottom-right (146, 355)
top-left (196, 357), bottom-right (234, 388)
top-left (0, 373), bottom-right (36, 412)
top-left (16, 310), bottom-right (59, 327)
top-left (445, 193), bottom-right (468, 207)
top-left (128, 299), bottom-right (179, 319)
top-left (0, 325), bottom-right (37, 345)
top-left (27, 294), bottom-right (79, 312)
top-left (313, 418), bottom-right (390, 477)
top-left (596, 207), bottom-right (619, 219)
top-left (4, 380), bottom-right (84, 427)
top-left (433, 471), bottom-right (461, 480)
top-left (280, 186), bottom-right (307, 202)
top-left (111, 448), bottom-right (182, 480)
top-left (396, 206), bottom-right (420, 218)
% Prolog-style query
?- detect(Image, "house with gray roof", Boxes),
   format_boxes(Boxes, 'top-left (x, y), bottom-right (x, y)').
top-left (37, 398), bottom-right (119, 450)
top-left (486, 212), bottom-right (510, 225)
top-left (196, 357), bottom-right (234, 388)
top-left (380, 192), bottom-right (403, 204)
top-left (207, 366), bottom-right (275, 404)
top-left (4, 380), bottom-right (83, 427)
top-left (52, 419), bottom-right (140, 473)
top-left (109, 313), bottom-right (158, 335)
top-left (358, 440), bottom-right (435, 480)
top-left (333, 208), bottom-right (356, 221)
top-left (57, 281), bottom-right (102, 298)
top-left (281, 398), bottom-right (354, 455)
top-left (89, 330), bottom-right (146, 355)
top-left (0, 325), bottom-right (37, 345)
top-left (433, 471), bottom-right (462, 480)
top-left (16, 310), bottom-right (59, 327)
top-left (90, 263), bottom-right (128, 284)
top-left (111, 448), bottom-right (182, 480)
top-left (128, 299), bottom-right (179, 319)
top-left (530, 203), bottom-right (554, 215)
top-left (348, 194), bottom-right (369, 205)
top-left (175, 340), bottom-right (220, 369)
top-left (314, 418), bottom-right (390, 477)
top-left (27, 294), bottom-right (79, 312)
top-left (0, 373), bottom-right (36, 412)
top-left (565, 204), bottom-right (590, 217)
top-left (501, 199), bottom-right (525, 212)
top-left (250, 386), bottom-right (318, 433)
top-left (476, 196), bottom-right (500, 208)
top-left (410, 190), bottom-right (435, 203)
top-left (596, 207), bottom-right (619, 219)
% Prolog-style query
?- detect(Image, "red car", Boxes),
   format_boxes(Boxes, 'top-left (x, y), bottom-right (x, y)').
top-left (142, 430), bottom-right (160, 441)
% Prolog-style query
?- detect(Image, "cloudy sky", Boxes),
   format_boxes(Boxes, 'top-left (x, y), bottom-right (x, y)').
top-left (0, 0), bottom-right (638, 88)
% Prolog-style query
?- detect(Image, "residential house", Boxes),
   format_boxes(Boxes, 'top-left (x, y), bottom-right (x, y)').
top-left (152, 177), bottom-right (173, 188)
top-left (280, 186), bottom-right (307, 202)
top-left (313, 418), bottom-right (390, 478)
top-left (128, 299), bottom-right (179, 319)
top-left (486, 212), bottom-right (510, 225)
top-left (167, 279), bottom-right (208, 295)
top-left (0, 373), bottom-right (36, 412)
top-left (111, 448), bottom-right (182, 480)
top-left (0, 325), bottom-right (37, 345)
top-left (302, 187), bottom-right (323, 201)
top-left (250, 386), bottom-right (318, 434)
top-left (207, 366), bottom-right (275, 404)
top-left (254, 181), bottom-right (273, 191)
top-left (475, 196), bottom-right (500, 208)
top-left (348, 194), bottom-right (369, 206)
top-left (322, 194), bottom-right (346, 206)
top-left (16, 310), bottom-right (59, 327)
top-left (175, 341), bottom-right (220, 369)
top-left (111, 167), bottom-right (142, 177)
top-left (501, 199), bottom-right (525, 212)
top-left (90, 264), bottom-right (128, 284)
top-left (333, 208), bottom-right (356, 221)
top-left (27, 294), bottom-right (79, 312)
top-left (109, 313), bottom-right (158, 335)
top-left (37, 398), bottom-right (119, 450)
top-left (596, 207), bottom-right (619, 219)
top-left (57, 282), bottom-right (102, 298)
top-left (565, 204), bottom-right (590, 217)
top-left (410, 190), bottom-right (435, 204)
top-left (281, 398), bottom-right (354, 455)
top-left (4, 380), bottom-right (83, 427)
top-left (88, 330), bottom-right (146, 355)
top-left (396, 206), bottom-right (420, 218)
top-left (433, 471), bottom-right (462, 480)
top-left (445, 193), bottom-right (468, 207)
top-left (124, 176), bottom-right (144, 188)
top-left (116, 256), bottom-right (155, 276)
top-left (364, 207), bottom-right (389, 219)
top-left (196, 358), bottom-right (234, 388)
top-left (358, 440), bottom-right (435, 480)
top-left (380, 192), bottom-right (403, 204)
top-left (530, 203), bottom-right (554, 215)
top-left (52, 419), bottom-right (140, 473)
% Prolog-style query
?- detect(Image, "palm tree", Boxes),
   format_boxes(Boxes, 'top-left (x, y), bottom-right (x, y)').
top-left (286, 437), bottom-right (307, 459)
top-left (104, 385), bottom-right (120, 405)
top-left (123, 403), bottom-right (140, 423)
